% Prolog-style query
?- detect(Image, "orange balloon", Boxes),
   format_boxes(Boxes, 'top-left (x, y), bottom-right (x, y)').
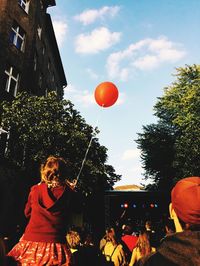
top-left (94, 81), bottom-right (119, 107)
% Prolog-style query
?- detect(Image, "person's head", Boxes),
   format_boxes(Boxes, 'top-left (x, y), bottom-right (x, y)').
top-left (105, 227), bottom-right (117, 246)
top-left (136, 229), bottom-right (151, 256)
top-left (84, 232), bottom-right (94, 246)
top-left (145, 220), bottom-right (152, 231)
top-left (169, 176), bottom-right (200, 232)
top-left (66, 230), bottom-right (81, 249)
top-left (122, 224), bottom-right (133, 235)
top-left (41, 156), bottom-right (71, 187)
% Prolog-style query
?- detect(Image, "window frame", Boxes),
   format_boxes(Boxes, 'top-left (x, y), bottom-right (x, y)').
top-left (4, 66), bottom-right (20, 97)
top-left (10, 21), bottom-right (26, 52)
top-left (18, 0), bottom-right (30, 13)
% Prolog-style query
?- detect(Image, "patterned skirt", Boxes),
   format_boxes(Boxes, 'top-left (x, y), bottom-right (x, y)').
top-left (8, 238), bottom-right (71, 266)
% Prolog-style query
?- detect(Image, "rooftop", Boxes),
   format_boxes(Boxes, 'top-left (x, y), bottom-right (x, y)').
top-left (114, 184), bottom-right (144, 191)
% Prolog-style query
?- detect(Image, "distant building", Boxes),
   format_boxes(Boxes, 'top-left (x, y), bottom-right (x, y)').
top-left (114, 184), bottom-right (144, 191)
top-left (0, 0), bottom-right (66, 101)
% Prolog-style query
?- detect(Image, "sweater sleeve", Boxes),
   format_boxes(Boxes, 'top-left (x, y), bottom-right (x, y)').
top-left (24, 188), bottom-right (33, 218)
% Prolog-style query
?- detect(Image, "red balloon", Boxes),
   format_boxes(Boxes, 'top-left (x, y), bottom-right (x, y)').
top-left (94, 81), bottom-right (119, 107)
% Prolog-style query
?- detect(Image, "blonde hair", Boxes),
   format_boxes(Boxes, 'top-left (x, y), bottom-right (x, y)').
top-left (41, 156), bottom-right (70, 188)
top-left (136, 231), bottom-right (151, 256)
top-left (66, 231), bottom-right (81, 249)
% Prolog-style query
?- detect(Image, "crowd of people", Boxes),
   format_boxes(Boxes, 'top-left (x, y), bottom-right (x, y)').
top-left (0, 156), bottom-right (199, 265)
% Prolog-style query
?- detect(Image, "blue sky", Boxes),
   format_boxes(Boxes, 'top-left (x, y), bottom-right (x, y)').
top-left (49, 0), bottom-right (200, 186)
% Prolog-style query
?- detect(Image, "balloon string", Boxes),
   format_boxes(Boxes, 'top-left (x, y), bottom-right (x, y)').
top-left (76, 134), bottom-right (94, 182)
top-left (75, 108), bottom-right (103, 183)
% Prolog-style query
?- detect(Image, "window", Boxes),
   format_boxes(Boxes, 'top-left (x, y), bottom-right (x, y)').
top-left (3, 65), bottom-right (20, 97)
top-left (18, 0), bottom-right (30, 13)
top-left (10, 21), bottom-right (26, 51)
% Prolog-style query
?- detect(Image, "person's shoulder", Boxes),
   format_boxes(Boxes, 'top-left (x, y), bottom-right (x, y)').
top-left (31, 183), bottom-right (45, 191)
top-left (136, 252), bottom-right (176, 266)
top-left (117, 243), bottom-right (125, 251)
top-left (136, 252), bottom-right (158, 266)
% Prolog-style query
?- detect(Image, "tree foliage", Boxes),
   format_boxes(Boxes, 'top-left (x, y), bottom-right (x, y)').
top-left (0, 92), bottom-right (121, 194)
top-left (137, 65), bottom-right (200, 190)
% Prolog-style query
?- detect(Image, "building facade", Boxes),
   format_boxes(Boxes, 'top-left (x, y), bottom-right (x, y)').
top-left (0, 0), bottom-right (67, 101)
top-left (0, 1), bottom-right (68, 235)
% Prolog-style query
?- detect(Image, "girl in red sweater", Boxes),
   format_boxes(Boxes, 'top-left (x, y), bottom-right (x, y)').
top-left (8, 156), bottom-right (76, 265)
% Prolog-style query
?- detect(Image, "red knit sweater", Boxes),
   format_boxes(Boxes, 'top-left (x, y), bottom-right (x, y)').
top-left (23, 183), bottom-right (73, 243)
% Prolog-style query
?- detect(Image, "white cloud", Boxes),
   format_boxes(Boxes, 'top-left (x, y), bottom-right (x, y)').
top-left (158, 48), bottom-right (186, 62)
top-left (106, 36), bottom-right (186, 81)
top-left (133, 55), bottom-right (159, 70)
top-left (113, 160), bottom-right (144, 186)
top-left (122, 149), bottom-right (141, 161)
top-left (116, 92), bottom-right (126, 105)
top-left (64, 84), bottom-right (76, 94)
top-left (64, 84), bottom-right (95, 107)
top-left (86, 68), bottom-right (99, 79)
top-left (129, 165), bottom-right (143, 174)
top-left (77, 91), bottom-right (95, 107)
top-left (74, 6), bottom-right (120, 25)
top-left (52, 19), bottom-right (68, 47)
top-left (75, 27), bottom-right (121, 54)
top-left (119, 68), bottom-right (130, 82)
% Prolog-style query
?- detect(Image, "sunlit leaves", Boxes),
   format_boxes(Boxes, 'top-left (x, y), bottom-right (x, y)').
top-left (0, 92), bottom-right (121, 193)
top-left (137, 64), bottom-right (200, 190)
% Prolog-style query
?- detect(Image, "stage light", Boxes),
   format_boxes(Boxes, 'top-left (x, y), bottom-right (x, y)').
top-left (150, 203), bottom-right (154, 208)
top-left (133, 204), bottom-right (137, 208)
top-left (120, 204), bottom-right (124, 208)
top-left (124, 203), bottom-right (128, 208)
top-left (154, 204), bottom-right (158, 208)
top-left (142, 204), bottom-right (145, 208)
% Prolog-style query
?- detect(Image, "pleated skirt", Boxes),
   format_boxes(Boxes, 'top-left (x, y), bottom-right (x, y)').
top-left (8, 238), bottom-right (71, 266)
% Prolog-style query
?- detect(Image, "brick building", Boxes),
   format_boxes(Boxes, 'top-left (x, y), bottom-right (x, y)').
top-left (0, 0), bottom-right (67, 101)
top-left (0, 1), bottom-right (68, 237)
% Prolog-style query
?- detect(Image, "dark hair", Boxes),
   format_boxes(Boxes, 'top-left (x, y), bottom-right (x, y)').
top-left (105, 227), bottom-right (118, 246)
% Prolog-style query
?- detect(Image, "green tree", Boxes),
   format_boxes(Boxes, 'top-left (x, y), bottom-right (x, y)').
top-left (137, 65), bottom-right (200, 190)
top-left (137, 123), bottom-right (176, 190)
top-left (0, 92), bottom-right (121, 194)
